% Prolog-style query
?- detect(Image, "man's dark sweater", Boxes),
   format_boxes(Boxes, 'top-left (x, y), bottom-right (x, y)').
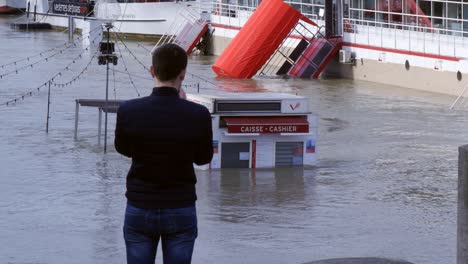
top-left (115, 87), bottom-right (213, 209)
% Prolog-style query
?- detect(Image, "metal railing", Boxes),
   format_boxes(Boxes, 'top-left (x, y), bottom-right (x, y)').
top-left (259, 24), bottom-right (327, 76)
top-left (345, 17), bottom-right (467, 57)
top-left (450, 84), bottom-right (468, 109)
top-left (202, 0), bottom-right (326, 24)
top-left (152, 6), bottom-right (205, 52)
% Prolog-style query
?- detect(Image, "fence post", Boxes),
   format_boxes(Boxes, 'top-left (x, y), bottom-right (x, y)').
top-left (74, 101), bottom-right (79, 140)
top-left (46, 81), bottom-right (51, 133)
top-left (458, 144), bottom-right (468, 264)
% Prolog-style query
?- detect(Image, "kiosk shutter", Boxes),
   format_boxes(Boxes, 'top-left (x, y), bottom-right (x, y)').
top-left (275, 142), bottom-right (304, 166)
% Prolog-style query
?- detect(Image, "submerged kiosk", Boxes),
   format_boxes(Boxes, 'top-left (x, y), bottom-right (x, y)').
top-left (187, 92), bottom-right (317, 169)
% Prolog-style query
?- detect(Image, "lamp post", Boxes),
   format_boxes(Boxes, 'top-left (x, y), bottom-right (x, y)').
top-left (94, 0), bottom-right (121, 153)
top-left (104, 23), bottom-right (112, 153)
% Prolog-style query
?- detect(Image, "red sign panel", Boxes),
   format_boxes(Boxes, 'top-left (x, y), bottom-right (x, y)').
top-left (224, 116), bottom-right (309, 134)
top-left (228, 124), bottom-right (309, 134)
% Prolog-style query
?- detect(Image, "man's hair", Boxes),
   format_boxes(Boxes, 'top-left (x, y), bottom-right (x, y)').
top-left (152, 44), bottom-right (187, 82)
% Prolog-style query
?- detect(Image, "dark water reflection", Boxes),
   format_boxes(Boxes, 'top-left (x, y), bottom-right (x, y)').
top-left (0, 15), bottom-right (463, 264)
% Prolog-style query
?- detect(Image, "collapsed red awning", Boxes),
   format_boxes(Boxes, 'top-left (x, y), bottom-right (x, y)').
top-left (223, 116), bottom-right (309, 134)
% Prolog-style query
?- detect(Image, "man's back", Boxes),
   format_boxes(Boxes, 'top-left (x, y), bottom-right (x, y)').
top-left (115, 86), bottom-right (213, 209)
top-left (117, 43), bottom-right (208, 264)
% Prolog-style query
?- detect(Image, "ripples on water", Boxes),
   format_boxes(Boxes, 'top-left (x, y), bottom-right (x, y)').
top-left (0, 15), bottom-right (465, 264)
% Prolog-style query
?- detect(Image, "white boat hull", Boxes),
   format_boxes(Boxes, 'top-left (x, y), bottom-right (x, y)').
top-left (38, 2), bottom-right (199, 36)
top-left (0, 0), bottom-right (26, 12)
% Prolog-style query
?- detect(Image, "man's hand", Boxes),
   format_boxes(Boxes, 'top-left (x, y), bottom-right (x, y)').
top-left (179, 87), bottom-right (187, 100)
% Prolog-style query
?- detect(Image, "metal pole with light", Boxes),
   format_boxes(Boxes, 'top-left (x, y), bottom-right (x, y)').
top-left (94, 0), bottom-right (121, 153)
top-left (104, 23), bottom-right (111, 153)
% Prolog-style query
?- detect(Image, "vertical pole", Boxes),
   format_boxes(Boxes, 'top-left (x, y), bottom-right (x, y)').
top-left (381, 25), bottom-right (383, 47)
top-left (68, 16), bottom-right (74, 41)
top-left (416, 0), bottom-right (419, 30)
top-left (367, 21), bottom-right (370, 45)
top-left (104, 24), bottom-right (111, 153)
top-left (454, 33), bottom-right (456, 57)
top-left (98, 108), bottom-right (102, 145)
top-left (251, 140), bottom-right (256, 169)
top-left (74, 100), bottom-right (79, 140)
top-left (409, 27), bottom-right (411, 51)
top-left (27, 1), bottom-right (30, 19)
top-left (446, 1), bottom-right (448, 33)
top-left (424, 28), bottom-right (426, 53)
top-left (325, 0), bottom-right (334, 37)
top-left (336, 0), bottom-right (343, 36)
top-left (33, 4), bottom-right (37, 22)
top-left (458, 144), bottom-right (468, 264)
top-left (46, 81), bottom-right (51, 133)
top-left (197, 82), bottom-right (200, 93)
top-left (438, 30), bottom-right (441, 55)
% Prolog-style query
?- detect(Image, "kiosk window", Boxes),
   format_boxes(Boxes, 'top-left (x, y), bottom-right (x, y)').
top-left (216, 102), bottom-right (281, 112)
top-left (221, 142), bottom-right (250, 168)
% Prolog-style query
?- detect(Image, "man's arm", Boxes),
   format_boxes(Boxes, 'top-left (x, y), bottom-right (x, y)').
top-left (114, 105), bottom-right (132, 157)
top-left (194, 108), bottom-right (213, 165)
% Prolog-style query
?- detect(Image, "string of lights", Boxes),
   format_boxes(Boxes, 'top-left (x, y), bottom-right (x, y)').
top-left (50, 32), bottom-right (103, 87)
top-left (185, 71), bottom-right (224, 90)
top-left (113, 33), bottom-right (141, 97)
top-left (0, 82), bottom-right (49, 107)
top-left (136, 42), bottom-right (151, 52)
top-left (111, 68), bottom-right (218, 94)
top-left (0, 33), bottom-right (103, 107)
top-left (112, 68), bottom-right (152, 81)
top-left (51, 45), bottom-right (100, 87)
top-left (0, 42), bottom-right (79, 80)
top-left (0, 26), bottom-right (102, 71)
top-left (112, 29), bottom-right (151, 72)
top-left (111, 28), bottom-right (224, 91)
top-left (0, 31), bottom-right (103, 80)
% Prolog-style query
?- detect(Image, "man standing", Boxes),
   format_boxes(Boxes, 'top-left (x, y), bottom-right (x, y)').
top-left (115, 43), bottom-right (213, 264)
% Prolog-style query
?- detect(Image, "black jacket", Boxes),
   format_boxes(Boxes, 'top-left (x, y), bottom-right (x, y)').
top-left (115, 87), bottom-right (213, 209)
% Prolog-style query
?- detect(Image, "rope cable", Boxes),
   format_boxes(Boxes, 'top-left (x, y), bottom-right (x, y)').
top-left (112, 69), bottom-right (152, 81)
top-left (112, 63), bottom-right (117, 100)
top-left (113, 31), bottom-right (141, 97)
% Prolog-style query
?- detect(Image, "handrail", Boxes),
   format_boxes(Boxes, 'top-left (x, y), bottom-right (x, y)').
top-left (345, 17), bottom-right (467, 57)
top-left (259, 24), bottom-right (335, 76)
top-left (347, 19), bottom-right (467, 37)
top-left (450, 85), bottom-right (468, 110)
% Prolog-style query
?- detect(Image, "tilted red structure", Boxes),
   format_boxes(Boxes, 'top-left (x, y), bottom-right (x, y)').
top-left (212, 0), bottom-right (317, 79)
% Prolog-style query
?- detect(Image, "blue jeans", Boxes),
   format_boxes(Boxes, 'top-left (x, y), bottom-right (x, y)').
top-left (123, 202), bottom-right (197, 264)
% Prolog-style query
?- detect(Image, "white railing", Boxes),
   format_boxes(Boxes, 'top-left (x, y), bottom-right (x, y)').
top-left (202, 2), bottom-right (256, 30)
top-left (202, 1), bottom-right (326, 26)
top-left (345, 17), bottom-right (468, 57)
top-left (152, 6), bottom-right (205, 52)
top-left (285, 0), bottom-right (326, 22)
